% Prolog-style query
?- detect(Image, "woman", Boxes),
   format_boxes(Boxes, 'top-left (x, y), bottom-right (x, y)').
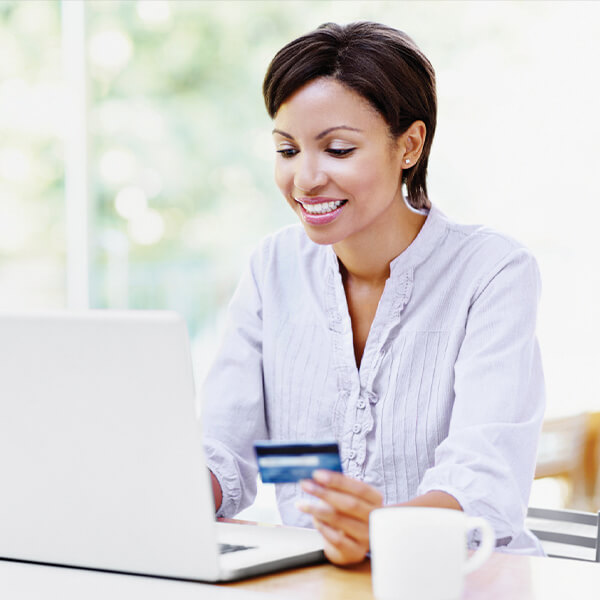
top-left (202, 22), bottom-right (545, 565)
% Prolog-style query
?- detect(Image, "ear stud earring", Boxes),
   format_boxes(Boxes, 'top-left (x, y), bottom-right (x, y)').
top-left (405, 158), bottom-right (410, 164)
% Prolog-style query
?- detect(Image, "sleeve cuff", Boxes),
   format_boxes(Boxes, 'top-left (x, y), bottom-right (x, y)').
top-left (204, 437), bottom-right (243, 518)
top-left (416, 464), bottom-right (521, 541)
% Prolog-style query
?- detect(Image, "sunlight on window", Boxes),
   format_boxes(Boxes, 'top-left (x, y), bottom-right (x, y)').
top-left (0, 147), bottom-right (31, 182)
top-left (0, 194), bottom-right (31, 253)
top-left (128, 208), bottom-right (165, 246)
top-left (2, 0), bottom-right (600, 417)
top-left (89, 30), bottom-right (133, 72)
top-left (136, 0), bottom-right (171, 26)
top-left (115, 185), bottom-right (147, 220)
top-left (99, 148), bottom-right (137, 186)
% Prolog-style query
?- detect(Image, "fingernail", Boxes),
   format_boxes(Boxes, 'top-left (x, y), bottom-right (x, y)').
top-left (295, 500), bottom-right (310, 512)
top-left (301, 479), bottom-right (317, 493)
top-left (313, 470), bottom-right (331, 484)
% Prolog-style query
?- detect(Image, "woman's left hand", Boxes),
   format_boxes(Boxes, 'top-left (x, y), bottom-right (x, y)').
top-left (297, 470), bottom-right (383, 565)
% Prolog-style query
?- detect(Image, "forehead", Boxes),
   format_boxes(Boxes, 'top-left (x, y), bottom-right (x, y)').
top-left (274, 78), bottom-right (387, 135)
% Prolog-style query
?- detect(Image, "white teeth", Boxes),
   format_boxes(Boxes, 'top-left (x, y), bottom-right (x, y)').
top-left (300, 200), bottom-right (345, 215)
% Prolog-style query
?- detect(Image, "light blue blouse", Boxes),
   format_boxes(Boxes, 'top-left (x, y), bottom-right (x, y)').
top-left (201, 204), bottom-right (545, 554)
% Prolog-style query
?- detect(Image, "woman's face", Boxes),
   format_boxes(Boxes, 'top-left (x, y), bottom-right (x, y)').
top-left (272, 77), bottom-right (406, 247)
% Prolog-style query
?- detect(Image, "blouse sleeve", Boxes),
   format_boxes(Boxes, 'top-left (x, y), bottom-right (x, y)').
top-left (416, 246), bottom-right (545, 544)
top-left (201, 246), bottom-right (268, 518)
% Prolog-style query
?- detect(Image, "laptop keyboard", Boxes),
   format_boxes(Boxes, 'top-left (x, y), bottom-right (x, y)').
top-left (219, 542), bottom-right (256, 554)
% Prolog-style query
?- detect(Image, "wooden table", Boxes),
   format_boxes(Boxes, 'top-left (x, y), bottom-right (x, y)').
top-left (226, 552), bottom-right (600, 600)
top-left (1, 552), bottom-right (600, 599)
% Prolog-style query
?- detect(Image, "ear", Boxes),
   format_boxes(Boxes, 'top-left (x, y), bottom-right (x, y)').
top-left (400, 120), bottom-right (426, 169)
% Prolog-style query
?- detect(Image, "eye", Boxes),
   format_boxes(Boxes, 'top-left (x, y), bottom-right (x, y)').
top-left (276, 148), bottom-right (299, 158)
top-left (327, 147), bottom-right (355, 157)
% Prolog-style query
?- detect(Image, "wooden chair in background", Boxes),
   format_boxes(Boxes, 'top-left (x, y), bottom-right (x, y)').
top-left (534, 413), bottom-right (590, 509)
top-left (587, 412), bottom-right (600, 510)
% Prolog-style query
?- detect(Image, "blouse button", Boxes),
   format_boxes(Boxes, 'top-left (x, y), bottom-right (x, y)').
top-left (352, 423), bottom-right (362, 434)
top-left (357, 399), bottom-right (366, 409)
top-left (348, 450), bottom-right (356, 460)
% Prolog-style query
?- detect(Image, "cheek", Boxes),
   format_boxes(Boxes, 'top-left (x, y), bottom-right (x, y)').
top-left (338, 158), bottom-right (387, 197)
top-left (274, 160), bottom-right (292, 194)
top-left (359, 155), bottom-right (401, 196)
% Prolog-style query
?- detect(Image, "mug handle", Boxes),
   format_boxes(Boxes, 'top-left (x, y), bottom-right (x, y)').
top-left (463, 516), bottom-right (495, 574)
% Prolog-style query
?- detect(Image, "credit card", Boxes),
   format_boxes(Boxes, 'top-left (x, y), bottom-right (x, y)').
top-left (254, 440), bottom-right (343, 483)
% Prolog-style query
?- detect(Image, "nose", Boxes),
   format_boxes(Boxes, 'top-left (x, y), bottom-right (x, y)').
top-left (293, 153), bottom-right (327, 194)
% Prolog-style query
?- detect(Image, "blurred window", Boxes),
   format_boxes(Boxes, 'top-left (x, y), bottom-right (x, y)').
top-left (2, 1), bottom-right (600, 415)
top-left (0, 1), bottom-right (65, 308)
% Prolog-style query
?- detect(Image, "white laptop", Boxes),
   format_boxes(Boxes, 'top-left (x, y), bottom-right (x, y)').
top-left (0, 311), bottom-right (324, 581)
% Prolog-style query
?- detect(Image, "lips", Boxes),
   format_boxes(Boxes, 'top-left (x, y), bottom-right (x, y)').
top-left (294, 196), bottom-right (348, 225)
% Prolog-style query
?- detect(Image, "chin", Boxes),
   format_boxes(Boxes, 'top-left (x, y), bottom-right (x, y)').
top-left (299, 222), bottom-right (346, 247)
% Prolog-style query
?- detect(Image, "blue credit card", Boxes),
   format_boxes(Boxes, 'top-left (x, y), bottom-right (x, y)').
top-left (254, 440), bottom-right (343, 483)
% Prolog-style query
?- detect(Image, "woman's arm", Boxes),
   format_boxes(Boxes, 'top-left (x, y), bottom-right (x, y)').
top-left (399, 490), bottom-right (462, 510)
top-left (415, 247), bottom-right (544, 544)
top-left (202, 243), bottom-right (269, 518)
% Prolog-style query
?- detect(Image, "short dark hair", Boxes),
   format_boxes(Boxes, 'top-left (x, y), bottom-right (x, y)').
top-left (263, 22), bottom-right (437, 210)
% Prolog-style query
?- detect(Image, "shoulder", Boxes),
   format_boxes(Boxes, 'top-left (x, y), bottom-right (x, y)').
top-left (431, 205), bottom-right (539, 284)
top-left (435, 206), bottom-right (527, 258)
top-left (414, 205), bottom-right (541, 307)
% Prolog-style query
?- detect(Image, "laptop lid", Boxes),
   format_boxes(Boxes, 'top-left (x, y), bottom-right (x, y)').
top-left (0, 311), bottom-right (227, 580)
top-left (0, 310), bottom-right (324, 582)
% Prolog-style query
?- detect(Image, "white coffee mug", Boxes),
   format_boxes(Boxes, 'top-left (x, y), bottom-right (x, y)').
top-left (369, 507), bottom-right (495, 600)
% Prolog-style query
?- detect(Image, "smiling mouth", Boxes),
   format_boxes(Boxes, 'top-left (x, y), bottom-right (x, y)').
top-left (295, 198), bottom-right (348, 215)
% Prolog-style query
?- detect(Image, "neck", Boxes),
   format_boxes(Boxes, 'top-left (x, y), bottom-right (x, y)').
top-left (333, 201), bottom-right (427, 286)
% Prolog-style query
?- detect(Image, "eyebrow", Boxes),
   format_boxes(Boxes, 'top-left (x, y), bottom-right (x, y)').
top-left (272, 125), bottom-right (362, 140)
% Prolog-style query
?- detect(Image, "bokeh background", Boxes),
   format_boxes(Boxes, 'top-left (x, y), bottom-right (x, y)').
top-left (2, 0), bottom-right (600, 517)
